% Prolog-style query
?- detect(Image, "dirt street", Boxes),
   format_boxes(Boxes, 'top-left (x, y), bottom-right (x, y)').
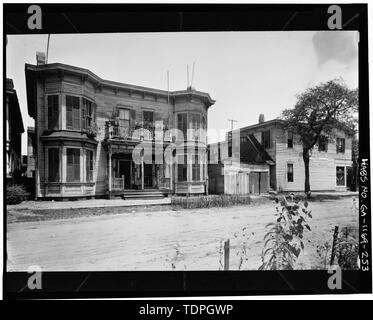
top-left (7, 197), bottom-right (358, 271)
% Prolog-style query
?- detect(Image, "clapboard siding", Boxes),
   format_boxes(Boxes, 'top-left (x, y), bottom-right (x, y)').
top-left (29, 63), bottom-right (214, 198)
top-left (239, 121), bottom-right (353, 192)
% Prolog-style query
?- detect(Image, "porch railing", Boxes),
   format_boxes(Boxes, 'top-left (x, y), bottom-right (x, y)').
top-left (158, 177), bottom-right (171, 189)
top-left (112, 175), bottom-right (125, 190)
top-left (105, 122), bottom-right (159, 141)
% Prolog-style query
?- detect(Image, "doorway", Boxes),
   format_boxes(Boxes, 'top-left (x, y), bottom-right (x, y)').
top-left (144, 164), bottom-right (153, 188)
top-left (119, 160), bottom-right (131, 189)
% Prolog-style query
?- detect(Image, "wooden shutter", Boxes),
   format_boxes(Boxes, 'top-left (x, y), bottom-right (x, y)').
top-left (82, 99), bottom-right (86, 130)
top-left (74, 149), bottom-right (80, 181)
top-left (67, 148), bottom-right (80, 182)
top-left (66, 96), bottom-right (73, 129)
top-left (48, 148), bottom-right (59, 182)
top-left (92, 103), bottom-right (97, 122)
top-left (48, 95), bottom-right (59, 130)
top-left (73, 97), bottom-right (80, 130)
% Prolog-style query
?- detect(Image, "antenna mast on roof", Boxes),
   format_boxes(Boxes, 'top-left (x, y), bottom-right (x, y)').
top-left (190, 61), bottom-right (195, 88)
top-left (167, 70), bottom-right (170, 105)
top-left (46, 34), bottom-right (50, 64)
top-left (187, 64), bottom-right (190, 88)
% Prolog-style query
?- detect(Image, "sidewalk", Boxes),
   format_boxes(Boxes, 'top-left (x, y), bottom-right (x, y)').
top-left (8, 197), bottom-right (171, 211)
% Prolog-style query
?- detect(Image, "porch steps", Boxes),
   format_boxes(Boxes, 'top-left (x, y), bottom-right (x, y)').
top-left (121, 189), bottom-right (167, 200)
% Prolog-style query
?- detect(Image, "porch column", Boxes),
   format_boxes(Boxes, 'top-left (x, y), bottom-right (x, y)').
top-left (141, 151), bottom-right (144, 190)
top-left (169, 158), bottom-right (173, 192)
top-left (108, 146), bottom-right (112, 194)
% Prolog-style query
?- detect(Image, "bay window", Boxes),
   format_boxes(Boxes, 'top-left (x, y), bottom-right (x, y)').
top-left (67, 148), bottom-right (80, 182)
top-left (86, 149), bottom-right (94, 182)
top-left (66, 95), bottom-right (81, 130)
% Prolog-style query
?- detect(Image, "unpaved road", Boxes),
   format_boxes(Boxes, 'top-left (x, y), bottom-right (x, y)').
top-left (7, 197), bottom-right (358, 271)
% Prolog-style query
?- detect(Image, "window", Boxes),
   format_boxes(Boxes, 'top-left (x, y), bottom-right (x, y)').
top-left (336, 166), bottom-right (345, 186)
top-left (48, 148), bottom-right (59, 182)
top-left (336, 138), bottom-right (345, 153)
top-left (318, 135), bottom-right (328, 152)
top-left (143, 111), bottom-right (154, 127)
top-left (82, 98), bottom-right (94, 129)
top-left (67, 148), bottom-right (80, 182)
top-left (192, 154), bottom-right (200, 181)
top-left (66, 95), bottom-right (81, 130)
top-left (86, 150), bottom-right (94, 182)
top-left (262, 130), bottom-right (271, 149)
top-left (177, 113), bottom-right (188, 140)
top-left (190, 113), bottom-right (201, 140)
top-left (287, 163), bottom-right (294, 182)
top-left (287, 131), bottom-right (293, 148)
top-left (48, 95), bottom-right (59, 130)
top-left (177, 154), bottom-right (188, 182)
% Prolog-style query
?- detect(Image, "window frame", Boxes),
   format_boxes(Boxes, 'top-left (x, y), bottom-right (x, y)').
top-left (287, 163), bottom-right (294, 183)
top-left (66, 147), bottom-right (81, 182)
top-left (66, 95), bottom-right (81, 131)
top-left (82, 97), bottom-right (95, 130)
top-left (336, 137), bottom-right (345, 153)
top-left (336, 166), bottom-right (346, 187)
top-left (318, 135), bottom-right (328, 152)
top-left (287, 131), bottom-right (293, 148)
top-left (177, 113), bottom-right (188, 141)
top-left (86, 149), bottom-right (94, 182)
top-left (261, 130), bottom-right (271, 149)
top-left (177, 154), bottom-right (188, 182)
top-left (47, 147), bottom-right (60, 182)
top-left (192, 154), bottom-right (200, 181)
top-left (47, 94), bottom-right (59, 130)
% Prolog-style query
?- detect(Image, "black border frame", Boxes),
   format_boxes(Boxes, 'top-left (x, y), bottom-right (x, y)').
top-left (3, 3), bottom-right (371, 299)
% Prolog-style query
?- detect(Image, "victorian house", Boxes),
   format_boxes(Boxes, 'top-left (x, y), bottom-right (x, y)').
top-left (25, 53), bottom-right (214, 200)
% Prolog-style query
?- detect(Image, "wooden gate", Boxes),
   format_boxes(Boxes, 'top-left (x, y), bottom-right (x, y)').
top-left (225, 171), bottom-right (250, 194)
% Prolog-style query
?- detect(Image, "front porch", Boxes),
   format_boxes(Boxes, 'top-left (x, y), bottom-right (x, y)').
top-left (106, 143), bottom-right (173, 198)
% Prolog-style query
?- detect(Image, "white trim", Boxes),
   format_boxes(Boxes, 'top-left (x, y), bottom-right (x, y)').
top-left (335, 165), bottom-right (347, 187)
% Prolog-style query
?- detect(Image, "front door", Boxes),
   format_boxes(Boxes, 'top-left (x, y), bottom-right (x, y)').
top-left (119, 160), bottom-right (131, 189)
top-left (144, 164), bottom-right (153, 188)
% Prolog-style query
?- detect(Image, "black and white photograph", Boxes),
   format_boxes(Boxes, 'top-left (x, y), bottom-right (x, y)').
top-left (2, 3), bottom-right (371, 299)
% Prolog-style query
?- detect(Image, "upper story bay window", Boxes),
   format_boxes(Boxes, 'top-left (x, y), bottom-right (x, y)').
top-left (177, 113), bottom-right (188, 141)
top-left (190, 113), bottom-right (201, 141)
top-left (66, 95), bottom-right (96, 131)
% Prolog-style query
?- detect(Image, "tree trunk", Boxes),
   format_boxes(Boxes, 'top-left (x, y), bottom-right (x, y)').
top-left (303, 148), bottom-right (311, 194)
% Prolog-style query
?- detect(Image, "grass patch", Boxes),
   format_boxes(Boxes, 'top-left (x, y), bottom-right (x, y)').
top-left (7, 204), bottom-right (171, 224)
top-left (171, 194), bottom-right (253, 209)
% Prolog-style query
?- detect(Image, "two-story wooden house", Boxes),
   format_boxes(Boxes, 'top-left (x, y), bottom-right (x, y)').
top-left (6, 78), bottom-right (25, 183)
top-left (236, 116), bottom-right (354, 192)
top-left (25, 54), bottom-right (214, 200)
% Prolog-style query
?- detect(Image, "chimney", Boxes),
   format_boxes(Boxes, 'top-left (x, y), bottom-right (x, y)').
top-left (258, 114), bottom-right (265, 123)
top-left (36, 52), bottom-right (46, 65)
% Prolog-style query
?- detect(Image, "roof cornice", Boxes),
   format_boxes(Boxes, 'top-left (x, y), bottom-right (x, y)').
top-left (25, 63), bottom-right (215, 107)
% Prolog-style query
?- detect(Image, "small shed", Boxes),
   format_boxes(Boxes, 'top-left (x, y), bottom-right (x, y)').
top-left (208, 134), bottom-right (274, 195)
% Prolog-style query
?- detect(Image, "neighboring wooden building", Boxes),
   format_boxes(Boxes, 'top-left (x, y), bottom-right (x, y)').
top-left (208, 134), bottom-right (274, 194)
top-left (234, 116), bottom-right (354, 192)
top-left (25, 54), bottom-right (214, 199)
top-left (6, 78), bottom-right (25, 182)
top-left (26, 126), bottom-right (36, 178)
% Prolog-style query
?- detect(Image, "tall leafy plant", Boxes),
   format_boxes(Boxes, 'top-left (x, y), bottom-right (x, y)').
top-left (259, 195), bottom-right (312, 270)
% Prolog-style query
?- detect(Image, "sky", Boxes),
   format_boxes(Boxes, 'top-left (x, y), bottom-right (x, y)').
top-left (6, 31), bottom-right (358, 154)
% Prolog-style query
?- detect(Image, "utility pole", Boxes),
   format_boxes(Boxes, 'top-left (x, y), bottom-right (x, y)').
top-left (227, 119), bottom-right (237, 132)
